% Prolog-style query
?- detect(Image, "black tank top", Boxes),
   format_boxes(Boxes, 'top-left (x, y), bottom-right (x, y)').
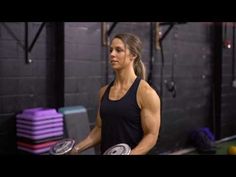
top-left (100, 77), bottom-right (143, 154)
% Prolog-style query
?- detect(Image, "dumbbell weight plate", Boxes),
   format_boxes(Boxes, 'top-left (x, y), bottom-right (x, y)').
top-left (50, 138), bottom-right (75, 155)
top-left (103, 143), bottom-right (131, 155)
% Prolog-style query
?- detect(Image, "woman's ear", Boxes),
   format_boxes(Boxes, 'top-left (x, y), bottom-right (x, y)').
top-left (130, 54), bottom-right (137, 61)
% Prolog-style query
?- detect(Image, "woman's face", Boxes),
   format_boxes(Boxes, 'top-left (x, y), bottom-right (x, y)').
top-left (109, 38), bottom-right (133, 70)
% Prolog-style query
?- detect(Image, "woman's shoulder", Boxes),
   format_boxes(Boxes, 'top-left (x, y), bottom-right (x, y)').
top-left (100, 84), bottom-right (109, 92)
top-left (98, 84), bottom-right (109, 99)
top-left (138, 79), bottom-right (160, 98)
top-left (139, 79), bottom-right (153, 91)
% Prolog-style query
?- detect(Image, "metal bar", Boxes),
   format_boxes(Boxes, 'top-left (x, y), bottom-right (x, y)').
top-left (25, 22), bottom-right (31, 64)
top-left (159, 22), bottom-right (187, 43)
top-left (107, 22), bottom-right (118, 36)
top-left (160, 22), bottom-right (174, 26)
top-left (155, 22), bottom-right (161, 50)
top-left (159, 24), bottom-right (174, 43)
top-left (1, 22), bottom-right (25, 50)
top-left (101, 22), bottom-right (109, 84)
top-left (28, 22), bottom-right (46, 52)
top-left (160, 22), bottom-right (187, 26)
top-left (101, 22), bottom-right (108, 46)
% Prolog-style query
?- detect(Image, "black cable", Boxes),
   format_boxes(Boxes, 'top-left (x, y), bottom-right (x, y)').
top-left (148, 22), bottom-right (155, 85)
top-left (170, 45), bottom-right (176, 98)
top-left (232, 22), bottom-right (235, 82)
top-left (171, 50), bottom-right (175, 82)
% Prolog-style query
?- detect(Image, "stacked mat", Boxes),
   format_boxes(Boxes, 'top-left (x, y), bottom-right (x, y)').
top-left (58, 106), bottom-right (95, 155)
top-left (16, 108), bottom-right (64, 154)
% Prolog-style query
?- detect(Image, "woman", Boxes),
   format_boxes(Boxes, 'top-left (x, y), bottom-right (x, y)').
top-left (71, 33), bottom-right (161, 155)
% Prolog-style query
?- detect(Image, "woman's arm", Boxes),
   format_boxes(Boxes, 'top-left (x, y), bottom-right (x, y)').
top-left (130, 81), bottom-right (161, 155)
top-left (70, 86), bottom-right (108, 154)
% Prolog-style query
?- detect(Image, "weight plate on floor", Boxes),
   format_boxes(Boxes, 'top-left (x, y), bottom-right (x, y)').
top-left (103, 143), bottom-right (131, 155)
top-left (50, 138), bottom-right (75, 155)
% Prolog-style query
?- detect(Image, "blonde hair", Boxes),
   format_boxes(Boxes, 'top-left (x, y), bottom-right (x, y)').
top-left (112, 33), bottom-right (146, 80)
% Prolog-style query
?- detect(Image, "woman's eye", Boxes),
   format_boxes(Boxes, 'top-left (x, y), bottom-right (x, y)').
top-left (110, 47), bottom-right (123, 53)
top-left (116, 48), bottom-right (123, 52)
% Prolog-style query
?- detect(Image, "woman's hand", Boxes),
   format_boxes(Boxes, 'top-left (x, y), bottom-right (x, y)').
top-left (69, 146), bottom-right (79, 155)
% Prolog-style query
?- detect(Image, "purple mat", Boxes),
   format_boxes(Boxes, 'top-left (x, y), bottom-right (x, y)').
top-left (17, 141), bottom-right (57, 150)
top-left (18, 145), bottom-right (50, 154)
top-left (17, 127), bottom-right (63, 135)
top-left (16, 107), bottom-right (63, 121)
top-left (17, 135), bottom-right (64, 144)
top-left (16, 117), bottom-right (63, 126)
top-left (17, 131), bottom-right (63, 140)
top-left (16, 122), bottom-right (63, 131)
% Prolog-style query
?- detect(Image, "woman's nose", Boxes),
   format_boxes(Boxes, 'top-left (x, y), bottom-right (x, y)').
top-left (110, 50), bottom-right (115, 57)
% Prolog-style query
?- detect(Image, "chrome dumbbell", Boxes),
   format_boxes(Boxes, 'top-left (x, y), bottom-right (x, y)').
top-left (50, 138), bottom-right (75, 155)
top-left (103, 143), bottom-right (131, 155)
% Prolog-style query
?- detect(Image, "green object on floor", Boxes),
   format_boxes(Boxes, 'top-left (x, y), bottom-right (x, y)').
top-left (186, 139), bottom-right (236, 155)
top-left (228, 145), bottom-right (236, 155)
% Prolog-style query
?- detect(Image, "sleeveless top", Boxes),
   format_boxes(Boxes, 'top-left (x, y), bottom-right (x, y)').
top-left (100, 77), bottom-right (143, 154)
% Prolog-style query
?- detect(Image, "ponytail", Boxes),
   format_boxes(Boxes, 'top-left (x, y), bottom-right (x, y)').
top-left (134, 59), bottom-right (146, 80)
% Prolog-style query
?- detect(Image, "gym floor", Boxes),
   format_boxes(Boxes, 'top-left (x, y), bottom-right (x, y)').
top-left (185, 138), bottom-right (236, 155)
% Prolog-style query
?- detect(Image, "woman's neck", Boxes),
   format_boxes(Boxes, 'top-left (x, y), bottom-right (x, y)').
top-left (114, 69), bottom-right (137, 86)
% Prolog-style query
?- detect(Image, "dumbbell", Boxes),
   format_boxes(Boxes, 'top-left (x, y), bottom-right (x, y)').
top-left (50, 139), bottom-right (131, 155)
top-left (50, 138), bottom-right (75, 155)
top-left (103, 143), bottom-right (131, 155)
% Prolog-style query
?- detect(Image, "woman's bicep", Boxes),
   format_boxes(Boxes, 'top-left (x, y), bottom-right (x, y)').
top-left (140, 88), bottom-right (161, 136)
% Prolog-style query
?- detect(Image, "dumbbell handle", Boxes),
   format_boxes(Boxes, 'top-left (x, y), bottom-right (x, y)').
top-left (50, 138), bottom-right (75, 155)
